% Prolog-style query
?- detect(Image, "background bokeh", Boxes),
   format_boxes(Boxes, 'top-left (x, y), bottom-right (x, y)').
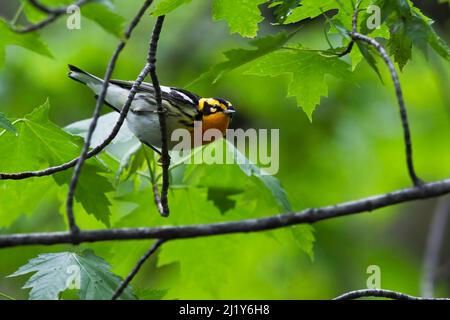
top-left (0, 0), bottom-right (449, 299)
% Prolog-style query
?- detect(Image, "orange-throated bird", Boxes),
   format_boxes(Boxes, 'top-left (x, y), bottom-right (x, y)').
top-left (68, 65), bottom-right (235, 153)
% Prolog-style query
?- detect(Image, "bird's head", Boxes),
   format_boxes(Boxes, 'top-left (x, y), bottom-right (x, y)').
top-left (197, 97), bottom-right (235, 134)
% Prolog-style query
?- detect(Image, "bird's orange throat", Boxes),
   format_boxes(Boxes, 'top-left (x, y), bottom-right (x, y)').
top-left (202, 112), bottom-right (231, 136)
top-left (188, 113), bottom-right (231, 148)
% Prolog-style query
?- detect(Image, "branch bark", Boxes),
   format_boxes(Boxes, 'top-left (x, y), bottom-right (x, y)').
top-left (64, 0), bottom-right (157, 239)
top-left (350, 32), bottom-right (422, 186)
top-left (148, 16), bottom-right (170, 217)
top-left (0, 178), bottom-right (448, 248)
top-left (333, 289), bottom-right (449, 300)
top-left (11, 0), bottom-right (92, 33)
top-left (111, 239), bottom-right (165, 300)
top-left (335, 4), bottom-right (422, 187)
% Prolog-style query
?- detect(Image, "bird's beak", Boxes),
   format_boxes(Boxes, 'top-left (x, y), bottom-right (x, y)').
top-left (224, 109), bottom-right (235, 115)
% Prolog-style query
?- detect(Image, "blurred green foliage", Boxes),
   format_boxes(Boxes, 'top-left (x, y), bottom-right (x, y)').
top-left (0, 0), bottom-right (449, 299)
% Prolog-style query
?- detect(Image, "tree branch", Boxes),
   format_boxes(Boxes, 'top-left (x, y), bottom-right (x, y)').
top-left (333, 289), bottom-right (449, 300)
top-left (63, 0), bottom-right (157, 239)
top-left (111, 239), bottom-right (165, 300)
top-left (148, 16), bottom-right (170, 217)
top-left (334, 5), bottom-right (422, 187)
top-left (350, 32), bottom-right (422, 186)
top-left (11, 0), bottom-right (92, 33)
top-left (421, 195), bottom-right (450, 298)
top-left (0, 3), bottom-right (164, 189)
top-left (336, 0), bottom-right (360, 56)
top-left (0, 178), bottom-right (448, 248)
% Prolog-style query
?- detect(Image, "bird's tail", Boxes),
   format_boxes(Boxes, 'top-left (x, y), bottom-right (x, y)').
top-left (68, 64), bottom-right (104, 93)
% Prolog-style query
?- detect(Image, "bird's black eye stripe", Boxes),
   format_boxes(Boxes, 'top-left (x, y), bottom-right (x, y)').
top-left (214, 97), bottom-right (228, 106)
top-left (202, 101), bottom-right (226, 115)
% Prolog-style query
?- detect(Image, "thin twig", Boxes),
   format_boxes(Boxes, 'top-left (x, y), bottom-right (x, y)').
top-left (65, 0), bottom-right (157, 239)
top-left (142, 145), bottom-right (164, 212)
top-left (148, 16), bottom-right (170, 217)
top-left (421, 195), bottom-right (450, 298)
top-left (0, 178), bottom-right (448, 248)
top-left (337, 41), bottom-right (354, 57)
top-left (111, 239), bottom-right (165, 300)
top-left (333, 289), bottom-right (449, 300)
top-left (152, 184), bottom-right (165, 214)
top-left (334, 5), bottom-right (422, 186)
top-left (337, 0), bottom-right (360, 57)
top-left (28, 0), bottom-right (58, 14)
top-left (11, 0), bottom-right (92, 33)
top-left (350, 32), bottom-right (422, 186)
top-left (28, 0), bottom-right (87, 14)
top-left (0, 5), bottom-right (166, 189)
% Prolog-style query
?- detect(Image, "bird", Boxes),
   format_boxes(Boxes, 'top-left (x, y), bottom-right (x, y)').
top-left (67, 64), bottom-right (235, 154)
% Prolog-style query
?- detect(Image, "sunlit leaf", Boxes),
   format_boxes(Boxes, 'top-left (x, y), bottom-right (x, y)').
top-left (284, 0), bottom-right (339, 24)
top-left (212, 0), bottom-right (266, 38)
top-left (243, 47), bottom-right (351, 120)
top-left (151, 0), bottom-right (193, 16)
top-left (189, 31), bottom-right (297, 85)
top-left (81, 2), bottom-right (126, 38)
top-left (0, 100), bottom-right (115, 226)
top-left (9, 250), bottom-right (136, 300)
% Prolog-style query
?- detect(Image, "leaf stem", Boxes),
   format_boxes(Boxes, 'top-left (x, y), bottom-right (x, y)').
top-left (11, 2), bottom-right (25, 27)
top-left (0, 291), bottom-right (16, 300)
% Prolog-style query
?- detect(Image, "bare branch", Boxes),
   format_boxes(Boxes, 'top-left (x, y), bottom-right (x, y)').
top-left (65, 0), bottom-right (157, 239)
top-left (350, 32), bottom-right (422, 186)
top-left (336, 0), bottom-right (360, 56)
top-left (147, 16), bottom-right (170, 217)
top-left (111, 239), bottom-right (165, 300)
top-left (152, 184), bottom-right (164, 214)
top-left (333, 5), bottom-right (422, 187)
top-left (11, 0), bottom-right (92, 33)
top-left (0, 178), bottom-right (448, 248)
top-left (0, 3), bottom-right (165, 189)
top-left (421, 195), bottom-right (450, 298)
top-left (333, 289), bottom-right (449, 300)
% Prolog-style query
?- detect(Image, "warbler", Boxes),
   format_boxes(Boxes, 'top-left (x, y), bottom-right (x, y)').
top-left (68, 65), bottom-right (235, 153)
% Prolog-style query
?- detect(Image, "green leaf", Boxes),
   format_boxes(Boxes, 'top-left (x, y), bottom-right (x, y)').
top-left (387, 20), bottom-right (412, 70)
top-left (65, 112), bottom-right (140, 162)
top-left (291, 224), bottom-right (315, 260)
top-left (0, 100), bottom-right (115, 226)
top-left (189, 31), bottom-right (298, 85)
top-left (356, 41), bottom-right (383, 82)
top-left (151, 0), bottom-right (193, 16)
top-left (371, 0), bottom-right (450, 68)
top-left (284, 0), bottom-right (339, 24)
top-left (177, 140), bottom-right (292, 212)
top-left (115, 143), bottom-right (146, 183)
top-left (0, 113), bottom-right (16, 134)
top-left (9, 250), bottom-right (136, 300)
top-left (428, 27), bottom-right (450, 60)
top-left (81, 2), bottom-right (125, 38)
top-left (20, 0), bottom-right (47, 23)
top-left (212, 0), bottom-right (266, 38)
top-left (54, 165), bottom-right (115, 227)
top-left (224, 140), bottom-right (291, 212)
top-left (153, 0), bottom-right (266, 37)
top-left (269, 0), bottom-right (300, 24)
top-left (244, 47), bottom-right (351, 120)
top-left (0, 19), bottom-right (52, 68)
